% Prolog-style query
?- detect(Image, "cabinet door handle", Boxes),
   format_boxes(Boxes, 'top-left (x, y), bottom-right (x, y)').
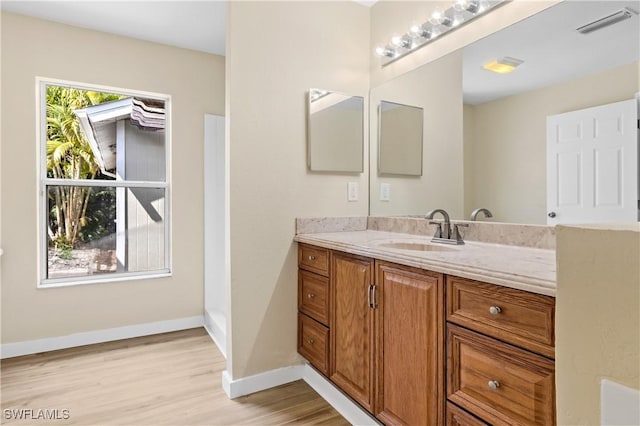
top-left (307, 255), bottom-right (316, 261)
top-left (307, 293), bottom-right (315, 299)
top-left (307, 338), bottom-right (314, 345)
top-left (371, 284), bottom-right (378, 309)
top-left (488, 380), bottom-right (500, 390)
top-left (489, 306), bottom-right (502, 315)
top-left (367, 284), bottom-right (373, 308)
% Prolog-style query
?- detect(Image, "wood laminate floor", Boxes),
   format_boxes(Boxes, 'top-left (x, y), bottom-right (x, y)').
top-left (0, 328), bottom-right (349, 425)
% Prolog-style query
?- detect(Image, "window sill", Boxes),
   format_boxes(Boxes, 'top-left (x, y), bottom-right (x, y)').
top-left (38, 270), bottom-right (172, 289)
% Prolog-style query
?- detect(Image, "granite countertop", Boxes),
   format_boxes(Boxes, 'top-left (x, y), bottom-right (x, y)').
top-left (294, 230), bottom-right (556, 297)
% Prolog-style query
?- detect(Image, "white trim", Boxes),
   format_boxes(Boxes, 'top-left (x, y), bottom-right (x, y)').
top-left (303, 365), bottom-right (380, 425)
top-left (0, 316), bottom-right (203, 359)
top-left (221, 365), bottom-right (306, 399)
top-left (204, 310), bottom-right (226, 358)
top-left (219, 363), bottom-right (379, 425)
top-left (44, 179), bottom-right (168, 188)
top-left (39, 270), bottom-right (171, 288)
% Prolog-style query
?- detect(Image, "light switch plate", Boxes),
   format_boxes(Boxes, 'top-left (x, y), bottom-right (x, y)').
top-left (348, 182), bottom-right (358, 201)
top-left (380, 183), bottom-right (390, 201)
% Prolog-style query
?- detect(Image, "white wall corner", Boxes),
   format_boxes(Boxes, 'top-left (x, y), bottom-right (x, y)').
top-left (204, 309), bottom-right (226, 357)
top-left (601, 379), bottom-right (640, 426)
top-left (221, 364), bottom-right (305, 399)
top-left (0, 316), bottom-right (204, 359)
top-left (302, 364), bottom-right (380, 425)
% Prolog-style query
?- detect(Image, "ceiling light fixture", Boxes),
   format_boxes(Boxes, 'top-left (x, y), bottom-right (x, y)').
top-left (576, 7), bottom-right (637, 34)
top-left (374, 0), bottom-right (507, 67)
top-left (482, 56), bottom-right (524, 74)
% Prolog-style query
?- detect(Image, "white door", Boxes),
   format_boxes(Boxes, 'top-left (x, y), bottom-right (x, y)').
top-left (547, 99), bottom-right (638, 225)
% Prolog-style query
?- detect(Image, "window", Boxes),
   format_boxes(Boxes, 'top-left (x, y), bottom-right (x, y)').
top-left (39, 80), bottom-right (170, 286)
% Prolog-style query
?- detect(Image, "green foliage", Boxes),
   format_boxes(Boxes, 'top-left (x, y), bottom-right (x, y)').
top-left (78, 188), bottom-right (117, 243)
top-left (46, 85), bottom-right (125, 247)
top-left (54, 238), bottom-right (73, 260)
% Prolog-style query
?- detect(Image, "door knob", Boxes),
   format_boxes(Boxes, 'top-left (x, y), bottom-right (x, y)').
top-left (548, 212), bottom-right (556, 218)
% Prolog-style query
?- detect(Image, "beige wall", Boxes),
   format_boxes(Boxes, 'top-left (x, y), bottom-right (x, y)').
top-left (370, 0), bottom-right (559, 86)
top-left (0, 13), bottom-right (225, 343)
top-left (556, 224), bottom-right (640, 425)
top-left (464, 61), bottom-right (640, 224)
top-left (370, 51), bottom-right (463, 217)
top-left (226, 1), bottom-right (370, 378)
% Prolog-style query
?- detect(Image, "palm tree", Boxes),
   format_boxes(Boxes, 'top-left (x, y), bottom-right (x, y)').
top-left (46, 86), bottom-right (122, 249)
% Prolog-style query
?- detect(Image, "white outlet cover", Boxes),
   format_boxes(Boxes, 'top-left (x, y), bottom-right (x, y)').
top-left (380, 183), bottom-right (390, 201)
top-left (348, 182), bottom-right (358, 202)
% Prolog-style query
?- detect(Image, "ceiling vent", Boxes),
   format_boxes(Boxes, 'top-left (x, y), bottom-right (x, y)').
top-left (576, 7), bottom-right (637, 34)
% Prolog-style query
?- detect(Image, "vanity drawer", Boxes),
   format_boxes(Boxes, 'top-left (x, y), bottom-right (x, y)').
top-left (298, 244), bottom-right (329, 277)
top-left (446, 402), bottom-right (489, 426)
top-left (298, 313), bottom-right (330, 376)
top-left (447, 325), bottom-right (555, 426)
top-left (446, 276), bottom-right (555, 358)
top-left (298, 270), bottom-right (329, 326)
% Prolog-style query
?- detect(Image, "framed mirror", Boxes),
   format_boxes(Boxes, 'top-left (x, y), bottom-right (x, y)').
top-left (378, 101), bottom-right (423, 176)
top-left (369, 0), bottom-right (640, 223)
top-left (307, 88), bottom-right (364, 173)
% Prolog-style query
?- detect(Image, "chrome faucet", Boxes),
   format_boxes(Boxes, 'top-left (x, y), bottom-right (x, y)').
top-left (425, 209), bottom-right (451, 239)
top-left (470, 208), bottom-right (493, 221)
top-left (426, 209), bottom-right (467, 245)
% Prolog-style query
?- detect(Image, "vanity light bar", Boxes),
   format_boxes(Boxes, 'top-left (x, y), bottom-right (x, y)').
top-left (374, 0), bottom-right (507, 67)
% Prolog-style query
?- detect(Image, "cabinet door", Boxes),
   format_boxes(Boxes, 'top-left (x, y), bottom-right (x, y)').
top-left (330, 251), bottom-right (375, 412)
top-left (376, 262), bottom-right (444, 426)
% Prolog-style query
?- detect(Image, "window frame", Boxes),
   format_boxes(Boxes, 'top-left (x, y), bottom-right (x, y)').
top-left (37, 78), bottom-right (172, 288)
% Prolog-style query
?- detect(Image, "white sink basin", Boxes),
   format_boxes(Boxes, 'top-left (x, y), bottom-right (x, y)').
top-left (375, 241), bottom-right (459, 252)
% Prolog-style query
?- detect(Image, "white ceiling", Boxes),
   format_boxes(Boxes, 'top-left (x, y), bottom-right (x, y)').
top-left (463, 0), bottom-right (640, 104)
top-left (0, 1), bottom-right (227, 55)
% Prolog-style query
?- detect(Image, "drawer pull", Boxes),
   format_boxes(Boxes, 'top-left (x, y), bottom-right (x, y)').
top-left (488, 380), bottom-right (500, 390)
top-left (489, 306), bottom-right (502, 315)
top-left (308, 255), bottom-right (316, 261)
top-left (307, 338), bottom-right (315, 345)
top-left (307, 293), bottom-right (315, 299)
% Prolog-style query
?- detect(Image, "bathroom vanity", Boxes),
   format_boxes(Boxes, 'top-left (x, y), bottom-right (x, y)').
top-left (295, 220), bottom-right (556, 425)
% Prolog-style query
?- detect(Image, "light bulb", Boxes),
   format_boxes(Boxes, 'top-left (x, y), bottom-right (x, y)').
top-left (430, 7), bottom-right (452, 26)
top-left (410, 23), bottom-right (431, 39)
top-left (454, 0), bottom-right (479, 14)
top-left (375, 46), bottom-right (395, 58)
top-left (391, 35), bottom-right (409, 48)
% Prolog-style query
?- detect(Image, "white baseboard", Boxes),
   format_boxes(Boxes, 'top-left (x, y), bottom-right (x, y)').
top-left (303, 365), bottom-right (379, 425)
top-left (0, 316), bottom-right (204, 359)
top-left (204, 309), bottom-right (226, 358)
top-left (221, 362), bottom-right (377, 425)
top-left (221, 364), bottom-right (305, 399)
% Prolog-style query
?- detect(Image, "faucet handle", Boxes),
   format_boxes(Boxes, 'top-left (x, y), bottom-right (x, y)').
top-left (452, 223), bottom-right (468, 244)
top-left (429, 221), bottom-right (443, 238)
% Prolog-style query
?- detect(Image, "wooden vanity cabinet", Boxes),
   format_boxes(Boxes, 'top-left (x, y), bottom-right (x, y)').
top-left (298, 245), bottom-right (445, 424)
top-left (330, 251), bottom-right (376, 412)
top-left (297, 244), bottom-right (556, 426)
top-left (446, 276), bottom-right (556, 426)
top-left (297, 244), bottom-right (331, 376)
top-left (375, 261), bottom-right (444, 426)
